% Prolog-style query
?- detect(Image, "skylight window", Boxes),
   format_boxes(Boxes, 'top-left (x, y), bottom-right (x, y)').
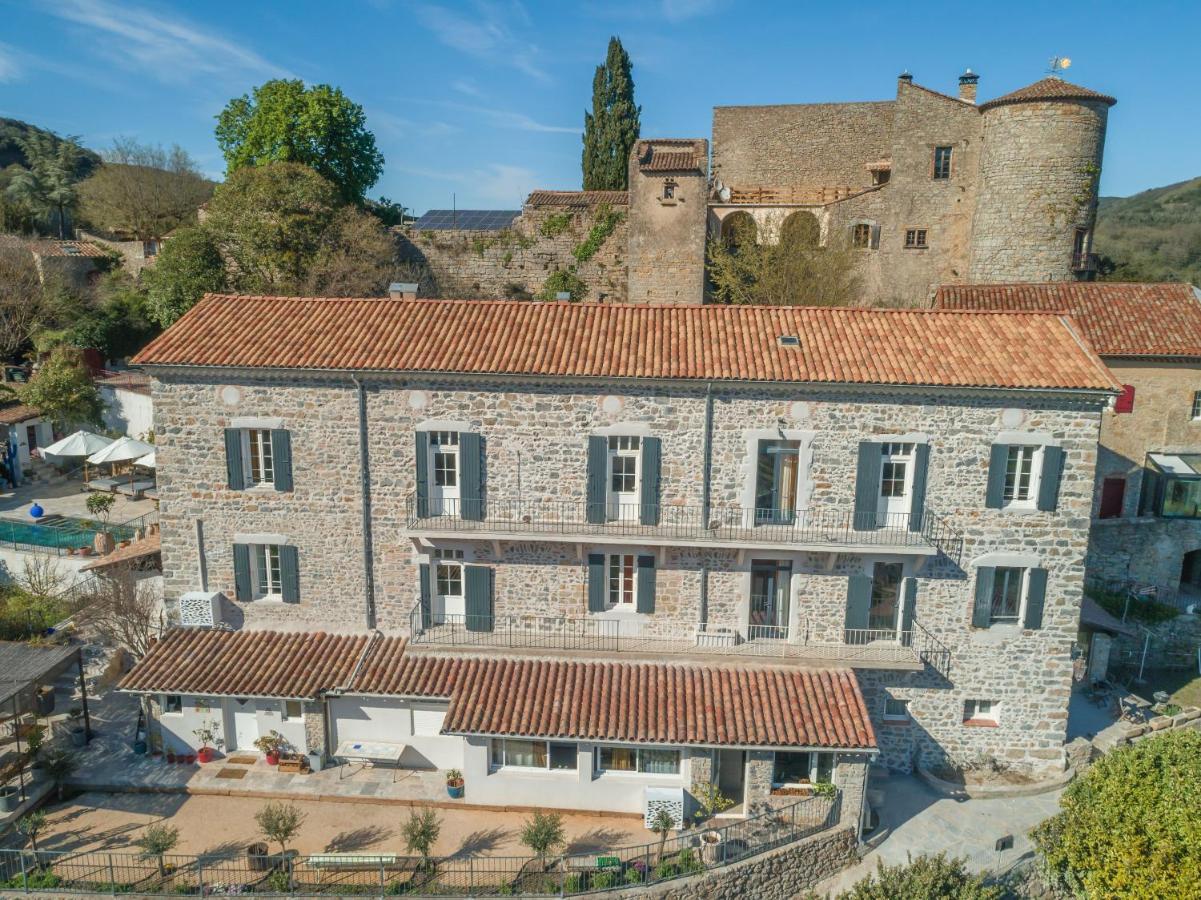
top-left (777, 335), bottom-right (801, 348)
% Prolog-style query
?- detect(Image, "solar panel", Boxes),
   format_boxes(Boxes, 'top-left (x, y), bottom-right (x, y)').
top-left (412, 209), bottom-right (521, 231)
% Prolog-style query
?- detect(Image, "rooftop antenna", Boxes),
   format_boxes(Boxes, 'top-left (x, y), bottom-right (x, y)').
top-left (1046, 56), bottom-right (1072, 77)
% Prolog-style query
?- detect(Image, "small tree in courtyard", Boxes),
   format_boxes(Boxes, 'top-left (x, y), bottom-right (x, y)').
top-left (650, 807), bottom-right (675, 863)
top-left (401, 809), bottom-right (441, 872)
top-left (16, 810), bottom-right (48, 856)
top-left (519, 810), bottom-right (565, 864)
top-left (135, 823), bottom-right (180, 879)
top-left (255, 801), bottom-right (306, 857)
top-left (42, 748), bottom-right (77, 801)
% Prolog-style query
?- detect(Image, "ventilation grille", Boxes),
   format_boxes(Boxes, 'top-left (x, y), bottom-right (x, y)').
top-left (178, 591), bottom-right (223, 628)
top-left (644, 787), bottom-right (686, 829)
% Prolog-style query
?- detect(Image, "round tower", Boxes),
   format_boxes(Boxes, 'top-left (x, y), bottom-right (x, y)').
top-left (968, 77), bottom-right (1115, 283)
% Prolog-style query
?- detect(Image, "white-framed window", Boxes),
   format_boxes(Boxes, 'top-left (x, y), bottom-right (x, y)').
top-left (430, 431), bottom-right (459, 488)
top-left (489, 739), bottom-right (577, 771)
top-left (883, 698), bottom-right (910, 721)
top-left (251, 544), bottom-right (283, 600)
top-left (904, 228), bottom-right (928, 249)
top-left (989, 566), bottom-right (1026, 624)
top-left (435, 559), bottom-right (463, 596)
top-left (163, 694), bottom-right (183, 715)
top-left (242, 429), bottom-right (274, 486)
top-left (607, 553), bottom-right (638, 608)
top-left (1003, 445), bottom-right (1042, 507)
top-left (771, 751), bottom-right (835, 788)
top-left (851, 223), bottom-right (872, 249)
top-left (880, 442), bottom-right (914, 498)
top-left (281, 700), bottom-right (303, 722)
top-left (964, 699), bottom-right (999, 724)
top-left (595, 745), bottom-right (682, 776)
top-left (1192, 391), bottom-right (1201, 420)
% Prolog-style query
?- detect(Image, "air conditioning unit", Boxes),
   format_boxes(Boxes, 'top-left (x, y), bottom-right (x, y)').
top-left (644, 786), bottom-right (685, 830)
top-left (178, 591), bottom-right (225, 628)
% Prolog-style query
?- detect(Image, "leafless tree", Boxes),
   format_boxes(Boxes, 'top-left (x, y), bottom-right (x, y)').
top-left (0, 245), bottom-right (49, 359)
top-left (74, 568), bottom-right (161, 658)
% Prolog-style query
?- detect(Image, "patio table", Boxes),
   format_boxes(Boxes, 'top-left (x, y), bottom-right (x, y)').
top-left (334, 740), bottom-right (407, 782)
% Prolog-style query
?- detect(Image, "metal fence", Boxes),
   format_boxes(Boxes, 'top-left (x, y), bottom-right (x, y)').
top-left (0, 511), bottom-right (153, 558)
top-left (0, 794), bottom-right (839, 896)
top-left (1084, 575), bottom-right (1199, 616)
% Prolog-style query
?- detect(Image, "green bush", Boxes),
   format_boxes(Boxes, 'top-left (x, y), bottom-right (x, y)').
top-left (538, 268), bottom-right (587, 301)
top-left (539, 212), bottom-right (573, 238)
top-left (572, 206), bottom-right (623, 263)
top-left (677, 848), bottom-right (703, 874)
top-left (1032, 729), bottom-right (1201, 898)
top-left (1088, 586), bottom-right (1178, 624)
top-left (3, 871), bottom-right (63, 890)
top-left (624, 867), bottom-right (642, 885)
top-left (652, 861), bottom-right (679, 880)
top-left (801, 853), bottom-right (998, 899)
top-left (564, 873), bottom-right (586, 893)
top-left (592, 870), bottom-right (617, 889)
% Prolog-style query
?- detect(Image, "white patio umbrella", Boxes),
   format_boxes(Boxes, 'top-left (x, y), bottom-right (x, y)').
top-left (87, 436), bottom-right (155, 466)
top-left (134, 451), bottom-right (156, 468)
top-left (42, 430), bottom-right (113, 481)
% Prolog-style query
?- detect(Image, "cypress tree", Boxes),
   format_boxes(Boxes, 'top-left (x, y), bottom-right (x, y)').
top-left (582, 37), bottom-right (641, 191)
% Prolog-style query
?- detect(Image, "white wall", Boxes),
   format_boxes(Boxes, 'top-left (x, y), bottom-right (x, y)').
top-left (328, 696), bottom-right (463, 770)
top-left (460, 737), bottom-right (692, 816)
top-left (100, 387), bottom-right (154, 440)
top-left (6, 418), bottom-right (53, 469)
top-left (155, 694), bottom-right (307, 755)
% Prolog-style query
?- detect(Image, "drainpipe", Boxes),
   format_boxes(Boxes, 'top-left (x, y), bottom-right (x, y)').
top-left (350, 375), bottom-right (377, 630)
top-left (699, 382), bottom-right (715, 629)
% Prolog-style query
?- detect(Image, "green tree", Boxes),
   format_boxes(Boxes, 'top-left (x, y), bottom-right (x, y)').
top-left (401, 809), bottom-right (441, 872)
top-left (143, 226), bottom-right (226, 327)
top-left (582, 37), bottom-right (640, 191)
top-left (16, 810), bottom-right (48, 855)
top-left (78, 138), bottom-right (214, 240)
top-left (519, 810), bottom-right (565, 862)
top-left (5, 132), bottom-right (85, 238)
top-left (15, 348), bottom-right (102, 429)
top-left (1032, 729), bottom-right (1201, 898)
top-left (802, 853), bottom-right (1000, 900)
top-left (134, 823), bottom-right (180, 879)
top-left (42, 748), bottom-right (78, 801)
top-left (215, 79), bottom-right (384, 202)
top-left (255, 801), bottom-right (306, 857)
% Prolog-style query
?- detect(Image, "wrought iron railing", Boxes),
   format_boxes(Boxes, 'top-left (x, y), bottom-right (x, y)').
top-left (405, 493), bottom-right (963, 559)
top-left (409, 603), bottom-right (952, 671)
top-left (1071, 251), bottom-right (1099, 273)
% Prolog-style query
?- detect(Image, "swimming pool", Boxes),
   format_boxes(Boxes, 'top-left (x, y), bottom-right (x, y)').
top-left (0, 515), bottom-right (138, 552)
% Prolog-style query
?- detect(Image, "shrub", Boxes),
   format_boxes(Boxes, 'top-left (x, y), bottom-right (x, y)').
top-left (3, 871), bottom-right (63, 890)
top-left (538, 267), bottom-right (587, 301)
top-left (623, 867), bottom-right (642, 885)
top-left (1032, 729), bottom-right (1201, 898)
top-left (135, 823), bottom-right (180, 878)
top-left (591, 870), bottom-right (617, 889)
top-left (802, 853), bottom-right (999, 899)
top-left (572, 205), bottom-right (623, 263)
top-left (1088, 586), bottom-right (1178, 624)
top-left (401, 809), bottom-right (441, 870)
top-left (563, 873), bottom-right (586, 893)
top-left (519, 810), bottom-right (565, 859)
top-left (652, 860), bottom-right (679, 880)
top-left (255, 801), bottom-right (306, 856)
top-left (677, 848), bottom-right (703, 874)
top-left (539, 212), bottom-right (573, 238)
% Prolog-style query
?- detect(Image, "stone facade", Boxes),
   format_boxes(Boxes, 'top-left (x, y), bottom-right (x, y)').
top-left (396, 199), bottom-right (628, 303)
top-left (151, 368), bottom-right (1105, 777)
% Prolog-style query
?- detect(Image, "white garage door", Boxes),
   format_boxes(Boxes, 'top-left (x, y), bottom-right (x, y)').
top-left (329, 697), bottom-right (407, 745)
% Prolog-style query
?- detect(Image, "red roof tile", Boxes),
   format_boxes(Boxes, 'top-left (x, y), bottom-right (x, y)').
top-left (934, 282), bottom-right (1201, 358)
top-left (636, 140), bottom-right (706, 173)
top-left (80, 532), bottom-right (160, 572)
top-left (433, 657), bottom-right (875, 749)
top-left (0, 403), bottom-right (39, 426)
top-left (979, 77), bottom-right (1116, 110)
top-left (525, 191), bottom-right (628, 208)
top-left (118, 629), bottom-right (404, 698)
top-left (132, 294), bottom-right (1118, 391)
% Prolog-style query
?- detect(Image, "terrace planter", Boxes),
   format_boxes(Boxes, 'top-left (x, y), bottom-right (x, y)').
top-left (0, 785), bottom-right (18, 813)
top-left (265, 750), bottom-right (280, 765)
top-left (197, 747), bottom-right (215, 764)
top-left (700, 830), bottom-right (723, 864)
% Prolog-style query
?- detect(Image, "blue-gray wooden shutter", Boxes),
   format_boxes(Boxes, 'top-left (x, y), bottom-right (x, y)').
top-left (853, 442), bottom-right (882, 531)
top-left (418, 563), bottom-right (432, 629)
top-left (459, 432), bottom-right (484, 521)
top-left (464, 565), bottom-right (494, 632)
top-left (1024, 568), bottom-right (1047, 629)
top-left (232, 544), bottom-right (252, 601)
top-left (636, 554), bottom-right (656, 614)
top-left (901, 577), bottom-right (917, 636)
top-left (985, 444), bottom-right (1008, 509)
top-left (909, 443), bottom-right (930, 532)
top-left (224, 428), bottom-right (245, 490)
top-left (1037, 447), bottom-right (1064, 512)
top-left (415, 432), bottom-right (430, 518)
top-left (586, 436), bottom-right (608, 524)
top-left (279, 545), bottom-right (300, 603)
top-left (869, 225), bottom-right (881, 249)
top-left (639, 437), bottom-right (661, 526)
top-left (972, 567), bottom-right (995, 627)
top-left (587, 553), bottom-right (606, 612)
top-left (270, 429), bottom-right (293, 492)
top-left (844, 575), bottom-right (872, 630)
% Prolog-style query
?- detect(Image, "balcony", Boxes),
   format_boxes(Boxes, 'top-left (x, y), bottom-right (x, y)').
top-left (403, 494), bottom-right (963, 559)
top-left (1071, 251), bottom-right (1099, 274)
top-left (407, 605), bottom-right (952, 673)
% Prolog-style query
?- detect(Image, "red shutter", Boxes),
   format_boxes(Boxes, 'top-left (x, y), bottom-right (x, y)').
top-left (1099, 477), bottom-right (1126, 519)
top-left (1114, 384), bottom-right (1136, 414)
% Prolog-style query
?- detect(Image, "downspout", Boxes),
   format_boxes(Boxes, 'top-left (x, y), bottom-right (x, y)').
top-left (350, 375), bottom-right (377, 630)
top-left (699, 382), bottom-right (715, 629)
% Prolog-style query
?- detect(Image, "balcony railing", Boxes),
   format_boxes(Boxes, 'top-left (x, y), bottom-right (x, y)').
top-left (404, 493), bottom-right (963, 559)
top-left (722, 185), bottom-right (863, 205)
top-left (408, 604), bottom-right (952, 672)
top-left (1071, 251), bottom-right (1099, 273)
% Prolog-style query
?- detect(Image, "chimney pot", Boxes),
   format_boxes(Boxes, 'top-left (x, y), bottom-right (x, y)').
top-left (958, 68), bottom-right (979, 104)
top-left (388, 282), bottom-right (419, 301)
top-left (898, 70), bottom-right (914, 84)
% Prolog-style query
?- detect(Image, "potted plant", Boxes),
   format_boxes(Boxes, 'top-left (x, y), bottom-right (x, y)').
top-left (67, 708), bottom-right (87, 747)
top-left (192, 719), bottom-right (223, 763)
top-left (445, 768), bottom-right (464, 799)
top-left (0, 784), bottom-right (18, 813)
top-left (254, 731), bottom-right (287, 765)
top-left (24, 723), bottom-right (45, 765)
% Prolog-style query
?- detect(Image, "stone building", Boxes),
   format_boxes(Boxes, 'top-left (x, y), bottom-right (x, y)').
top-left (124, 293), bottom-right (1117, 824)
top-left (711, 72), bottom-right (1116, 304)
top-left (936, 281), bottom-right (1201, 598)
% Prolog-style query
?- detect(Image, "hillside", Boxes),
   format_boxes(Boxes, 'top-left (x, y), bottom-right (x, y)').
top-left (0, 117), bottom-right (100, 174)
top-left (1095, 176), bottom-right (1201, 285)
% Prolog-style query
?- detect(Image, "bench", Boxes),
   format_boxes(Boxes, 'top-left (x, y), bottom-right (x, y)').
top-left (307, 854), bottom-right (400, 870)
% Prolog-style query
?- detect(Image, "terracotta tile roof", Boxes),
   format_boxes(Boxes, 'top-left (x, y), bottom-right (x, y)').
top-left (0, 403), bottom-right (39, 426)
top-left (979, 77), bottom-right (1116, 111)
top-left (525, 190), bottom-right (628, 208)
top-left (422, 656), bottom-right (875, 750)
top-left (118, 629), bottom-right (406, 699)
top-left (80, 532), bottom-right (161, 572)
top-left (934, 282), bottom-right (1201, 358)
top-left (132, 295), bottom-right (1118, 391)
top-left (95, 372), bottom-right (152, 395)
top-left (636, 140), bottom-right (705, 173)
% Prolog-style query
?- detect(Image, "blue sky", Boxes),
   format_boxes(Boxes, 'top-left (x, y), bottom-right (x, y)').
top-left (1, 0), bottom-right (1197, 214)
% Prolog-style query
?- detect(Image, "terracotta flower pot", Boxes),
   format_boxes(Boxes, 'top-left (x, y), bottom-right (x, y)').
top-left (197, 747), bottom-right (215, 764)
top-left (266, 751), bottom-right (280, 765)
top-left (166, 752), bottom-right (176, 764)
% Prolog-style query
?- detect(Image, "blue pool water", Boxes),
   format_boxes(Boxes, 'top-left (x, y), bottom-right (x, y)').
top-left (0, 515), bottom-right (137, 551)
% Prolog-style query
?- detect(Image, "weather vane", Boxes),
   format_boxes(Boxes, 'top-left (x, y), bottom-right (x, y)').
top-left (1046, 56), bottom-right (1072, 76)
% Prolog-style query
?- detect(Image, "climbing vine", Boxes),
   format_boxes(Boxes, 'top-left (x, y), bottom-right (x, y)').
top-left (572, 204), bottom-right (624, 263)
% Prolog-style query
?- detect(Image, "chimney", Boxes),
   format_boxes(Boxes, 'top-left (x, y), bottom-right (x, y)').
top-left (897, 70), bottom-right (914, 87)
top-left (958, 69), bottom-right (979, 104)
top-left (388, 282), bottom-right (418, 301)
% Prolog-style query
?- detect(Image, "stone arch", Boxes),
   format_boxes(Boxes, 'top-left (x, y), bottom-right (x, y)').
top-left (721, 211), bottom-right (757, 249)
top-left (780, 211), bottom-right (820, 248)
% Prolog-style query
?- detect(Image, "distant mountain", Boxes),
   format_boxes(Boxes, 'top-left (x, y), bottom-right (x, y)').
top-left (1095, 176), bottom-right (1201, 285)
top-left (0, 117), bottom-right (101, 175)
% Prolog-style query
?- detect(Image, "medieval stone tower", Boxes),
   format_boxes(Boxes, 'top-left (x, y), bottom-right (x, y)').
top-left (968, 78), bottom-right (1115, 282)
top-left (626, 139), bottom-right (709, 304)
